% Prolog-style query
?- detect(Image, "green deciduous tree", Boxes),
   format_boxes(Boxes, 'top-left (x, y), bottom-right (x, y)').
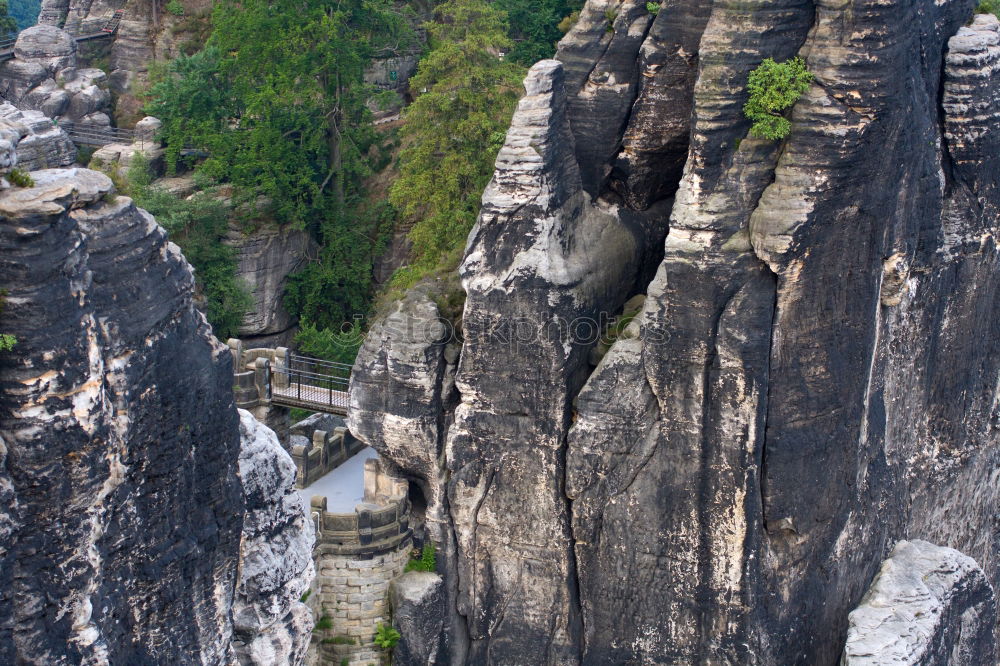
top-left (389, 0), bottom-right (523, 285)
top-left (0, 0), bottom-right (18, 37)
top-left (494, 0), bottom-right (581, 65)
top-left (146, 0), bottom-right (414, 331)
top-left (743, 56), bottom-right (813, 140)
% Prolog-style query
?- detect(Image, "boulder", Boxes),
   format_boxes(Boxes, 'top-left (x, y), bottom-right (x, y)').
top-left (135, 115), bottom-right (162, 141)
top-left (13, 25), bottom-right (75, 74)
top-left (843, 541), bottom-right (997, 665)
top-left (0, 103), bottom-right (75, 171)
top-left (390, 571), bottom-right (448, 666)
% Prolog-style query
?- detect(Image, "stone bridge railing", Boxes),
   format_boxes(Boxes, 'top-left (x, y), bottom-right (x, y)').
top-left (292, 425), bottom-right (366, 488)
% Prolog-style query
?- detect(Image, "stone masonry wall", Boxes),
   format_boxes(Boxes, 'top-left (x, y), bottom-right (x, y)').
top-left (311, 546), bottom-right (411, 666)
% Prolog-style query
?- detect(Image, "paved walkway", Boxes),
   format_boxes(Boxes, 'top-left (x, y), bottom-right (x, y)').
top-left (298, 446), bottom-right (375, 513)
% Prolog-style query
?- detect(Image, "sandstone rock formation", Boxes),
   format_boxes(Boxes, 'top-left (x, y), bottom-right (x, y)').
top-left (0, 102), bottom-right (75, 170)
top-left (842, 540), bottom-right (996, 665)
top-left (350, 3), bottom-right (1000, 664)
top-left (233, 410), bottom-right (315, 666)
top-left (0, 26), bottom-right (114, 127)
top-left (0, 146), bottom-right (313, 662)
top-left (390, 571), bottom-right (448, 666)
top-left (226, 224), bottom-right (317, 346)
top-left (0, 164), bottom-right (244, 662)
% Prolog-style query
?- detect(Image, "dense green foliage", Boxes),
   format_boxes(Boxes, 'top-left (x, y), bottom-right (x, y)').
top-left (7, 0), bottom-right (38, 31)
top-left (124, 160), bottom-right (252, 340)
top-left (978, 0), bottom-right (1000, 18)
top-left (0, 0), bottom-right (18, 36)
top-left (373, 623), bottom-right (401, 650)
top-left (405, 543), bottom-right (437, 572)
top-left (144, 0), bottom-right (581, 351)
top-left (389, 0), bottom-right (523, 289)
top-left (495, 0), bottom-right (581, 65)
top-left (147, 0), bottom-right (414, 330)
top-left (294, 320), bottom-right (364, 365)
top-left (743, 57), bottom-right (813, 140)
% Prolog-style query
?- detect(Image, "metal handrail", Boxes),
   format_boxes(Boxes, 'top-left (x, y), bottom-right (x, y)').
top-left (275, 367), bottom-right (349, 388)
top-left (287, 353), bottom-right (353, 372)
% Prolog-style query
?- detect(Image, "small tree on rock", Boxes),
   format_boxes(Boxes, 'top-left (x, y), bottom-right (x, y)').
top-left (743, 56), bottom-right (813, 140)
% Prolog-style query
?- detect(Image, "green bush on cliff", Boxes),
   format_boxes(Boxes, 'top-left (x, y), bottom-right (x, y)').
top-left (124, 158), bottom-right (252, 340)
top-left (404, 543), bottom-right (436, 572)
top-left (978, 0), bottom-right (1000, 17)
top-left (0, 289), bottom-right (15, 352)
top-left (743, 56), bottom-right (813, 140)
top-left (373, 623), bottom-right (400, 650)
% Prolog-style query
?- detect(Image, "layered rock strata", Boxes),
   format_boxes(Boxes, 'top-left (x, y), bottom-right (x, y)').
top-left (0, 25), bottom-right (114, 127)
top-left (233, 410), bottom-right (315, 666)
top-left (225, 225), bottom-right (317, 346)
top-left (842, 540), bottom-right (996, 665)
top-left (0, 145), bottom-right (313, 662)
top-left (0, 102), bottom-right (75, 170)
top-left (0, 165), bottom-right (245, 662)
top-left (350, 2), bottom-right (1000, 665)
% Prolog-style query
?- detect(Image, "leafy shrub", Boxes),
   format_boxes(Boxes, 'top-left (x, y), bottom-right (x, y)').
top-left (0, 289), bottom-right (17, 351)
top-left (557, 10), bottom-right (579, 33)
top-left (743, 56), bottom-right (813, 140)
top-left (646, 2), bottom-right (659, 15)
top-left (405, 543), bottom-right (437, 573)
top-left (7, 168), bottom-right (34, 187)
top-left (604, 8), bottom-right (616, 32)
top-left (165, 0), bottom-right (184, 15)
top-left (373, 623), bottom-right (401, 651)
top-left (295, 320), bottom-right (364, 366)
top-left (977, 0), bottom-right (999, 17)
top-left (313, 615), bottom-right (334, 631)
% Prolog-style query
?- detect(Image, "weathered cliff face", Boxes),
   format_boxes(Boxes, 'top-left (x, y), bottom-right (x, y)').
top-left (350, 1), bottom-right (1000, 664)
top-left (233, 410), bottom-right (315, 666)
top-left (0, 142), bottom-right (313, 661)
top-left (0, 102), bottom-right (76, 170)
top-left (0, 26), bottom-right (115, 128)
top-left (0, 165), bottom-right (244, 663)
top-left (226, 225), bottom-right (317, 347)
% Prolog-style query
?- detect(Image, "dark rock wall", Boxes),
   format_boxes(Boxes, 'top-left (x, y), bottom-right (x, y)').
top-left (0, 169), bottom-right (244, 663)
top-left (351, 2), bottom-right (1000, 665)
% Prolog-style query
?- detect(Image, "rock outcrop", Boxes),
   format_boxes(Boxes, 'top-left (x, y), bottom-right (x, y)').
top-left (0, 102), bottom-right (75, 170)
top-left (226, 224), bottom-right (317, 346)
top-left (0, 137), bottom-right (313, 662)
top-left (390, 571), bottom-right (448, 666)
top-left (843, 540), bottom-right (996, 665)
top-left (0, 26), bottom-right (114, 127)
top-left (0, 163), bottom-right (245, 662)
top-left (233, 410), bottom-right (315, 666)
top-left (350, 3), bottom-right (1000, 665)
